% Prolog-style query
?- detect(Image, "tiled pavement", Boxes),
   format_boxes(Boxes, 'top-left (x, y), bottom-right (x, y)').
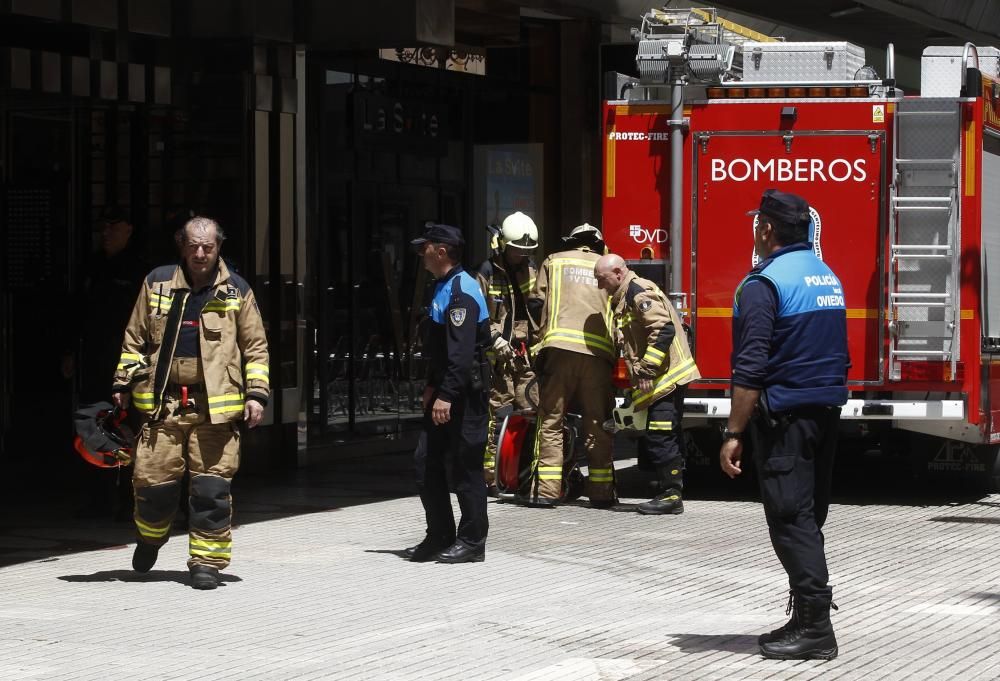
top-left (2, 452), bottom-right (999, 681)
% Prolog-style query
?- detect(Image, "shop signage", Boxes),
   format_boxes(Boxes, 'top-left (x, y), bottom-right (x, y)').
top-left (352, 92), bottom-right (446, 155)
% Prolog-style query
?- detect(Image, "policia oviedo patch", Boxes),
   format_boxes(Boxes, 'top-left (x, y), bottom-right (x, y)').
top-left (449, 308), bottom-right (467, 326)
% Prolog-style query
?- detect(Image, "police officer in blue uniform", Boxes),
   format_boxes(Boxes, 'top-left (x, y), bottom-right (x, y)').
top-left (720, 190), bottom-right (849, 660)
top-left (405, 224), bottom-right (492, 563)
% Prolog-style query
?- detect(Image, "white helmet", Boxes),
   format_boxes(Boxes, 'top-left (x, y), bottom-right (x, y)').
top-left (500, 212), bottom-right (539, 250)
top-left (566, 222), bottom-right (604, 243)
top-left (611, 398), bottom-right (647, 433)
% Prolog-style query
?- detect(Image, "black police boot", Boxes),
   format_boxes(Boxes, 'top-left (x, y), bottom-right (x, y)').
top-left (637, 465), bottom-right (684, 515)
top-left (132, 542), bottom-right (160, 573)
top-left (758, 590), bottom-right (799, 646)
top-left (405, 538), bottom-right (453, 563)
top-left (760, 597), bottom-right (838, 660)
top-left (435, 541), bottom-right (485, 563)
top-left (190, 565), bottom-right (220, 590)
top-left (590, 497), bottom-right (617, 510)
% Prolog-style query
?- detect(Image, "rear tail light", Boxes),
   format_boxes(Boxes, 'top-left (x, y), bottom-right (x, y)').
top-left (898, 361), bottom-right (964, 383)
top-left (613, 358), bottom-right (631, 389)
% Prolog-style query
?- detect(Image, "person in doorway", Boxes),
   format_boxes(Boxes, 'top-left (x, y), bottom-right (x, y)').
top-left (113, 216), bottom-right (270, 590)
top-left (720, 189), bottom-right (848, 660)
top-left (595, 253), bottom-right (700, 514)
top-left (475, 212), bottom-right (540, 495)
top-left (63, 205), bottom-right (147, 519)
top-left (523, 224), bottom-right (616, 508)
top-left (405, 223), bottom-right (491, 563)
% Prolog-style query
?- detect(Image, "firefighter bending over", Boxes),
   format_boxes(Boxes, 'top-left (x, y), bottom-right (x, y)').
top-left (595, 254), bottom-right (701, 514)
top-left (475, 211), bottom-right (540, 495)
top-left (113, 217), bottom-right (270, 590)
top-left (523, 224), bottom-right (616, 508)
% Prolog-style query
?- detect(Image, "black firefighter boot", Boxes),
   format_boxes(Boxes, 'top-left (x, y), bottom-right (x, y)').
top-left (758, 590), bottom-right (799, 646)
top-left (760, 596), bottom-right (839, 660)
top-left (636, 465), bottom-right (684, 515)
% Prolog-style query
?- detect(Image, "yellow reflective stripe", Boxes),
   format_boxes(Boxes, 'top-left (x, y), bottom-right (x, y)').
top-left (589, 467), bottom-right (614, 483)
top-left (246, 362), bottom-right (270, 385)
top-left (149, 292), bottom-right (173, 311)
top-left (484, 408), bottom-right (496, 468)
top-left (648, 421), bottom-right (673, 431)
top-left (203, 300), bottom-right (241, 311)
top-left (209, 404), bottom-right (244, 415)
top-left (617, 312), bottom-right (634, 328)
top-left (118, 352), bottom-right (145, 370)
top-left (519, 277), bottom-right (536, 293)
top-left (135, 518), bottom-right (170, 539)
top-left (633, 358), bottom-right (697, 406)
top-left (540, 329), bottom-right (614, 354)
top-left (132, 392), bottom-right (155, 410)
top-left (643, 346), bottom-right (666, 365)
top-left (488, 286), bottom-right (505, 295)
top-left (189, 539), bottom-right (232, 558)
top-left (208, 394), bottom-right (244, 414)
top-left (538, 465), bottom-right (562, 480)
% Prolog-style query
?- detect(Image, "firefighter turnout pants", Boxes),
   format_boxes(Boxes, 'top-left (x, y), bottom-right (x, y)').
top-left (531, 349), bottom-right (614, 501)
top-left (132, 358), bottom-right (240, 570)
top-left (750, 405), bottom-right (839, 601)
top-left (484, 356), bottom-right (537, 485)
top-left (640, 386), bottom-right (686, 489)
top-left (415, 388), bottom-right (490, 548)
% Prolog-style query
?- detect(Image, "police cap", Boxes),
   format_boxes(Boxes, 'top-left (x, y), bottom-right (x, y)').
top-left (410, 223), bottom-right (465, 249)
top-left (746, 189), bottom-right (810, 227)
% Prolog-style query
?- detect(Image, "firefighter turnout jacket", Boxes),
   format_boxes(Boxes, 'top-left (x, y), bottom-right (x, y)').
top-left (476, 254), bottom-right (538, 348)
top-left (533, 247), bottom-right (614, 363)
top-left (611, 271), bottom-right (700, 410)
top-left (113, 260), bottom-right (270, 422)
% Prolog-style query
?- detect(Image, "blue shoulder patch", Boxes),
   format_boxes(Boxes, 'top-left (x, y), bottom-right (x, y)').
top-left (228, 271), bottom-right (252, 297)
top-left (146, 264), bottom-right (178, 286)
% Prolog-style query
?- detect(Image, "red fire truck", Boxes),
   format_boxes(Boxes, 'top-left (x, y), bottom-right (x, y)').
top-left (602, 7), bottom-right (1000, 490)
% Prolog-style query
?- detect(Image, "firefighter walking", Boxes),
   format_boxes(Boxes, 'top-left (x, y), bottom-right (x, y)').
top-left (475, 212), bottom-right (539, 494)
top-left (523, 224), bottom-right (616, 508)
top-left (113, 217), bottom-right (269, 590)
top-left (595, 254), bottom-right (700, 514)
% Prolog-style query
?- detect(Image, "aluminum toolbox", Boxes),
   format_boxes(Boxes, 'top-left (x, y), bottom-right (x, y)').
top-left (921, 46), bottom-right (1000, 97)
top-left (742, 41), bottom-right (866, 83)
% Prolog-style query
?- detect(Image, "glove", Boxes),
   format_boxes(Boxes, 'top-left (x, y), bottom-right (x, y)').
top-left (493, 336), bottom-right (514, 360)
top-left (113, 448), bottom-right (133, 466)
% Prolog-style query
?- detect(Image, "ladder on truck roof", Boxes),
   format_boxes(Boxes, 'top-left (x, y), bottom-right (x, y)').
top-left (888, 98), bottom-right (963, 380)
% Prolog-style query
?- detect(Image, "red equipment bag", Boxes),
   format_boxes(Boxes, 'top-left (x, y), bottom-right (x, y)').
top-left (497, 413), bottom-right (532, 492)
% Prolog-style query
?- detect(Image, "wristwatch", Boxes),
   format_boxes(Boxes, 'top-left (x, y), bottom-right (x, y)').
top-left (721, 427), bottom-right (744, 442)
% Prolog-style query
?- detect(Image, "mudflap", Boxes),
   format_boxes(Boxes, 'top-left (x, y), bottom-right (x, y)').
top-left (907, 432), bottom-right (1000, 493)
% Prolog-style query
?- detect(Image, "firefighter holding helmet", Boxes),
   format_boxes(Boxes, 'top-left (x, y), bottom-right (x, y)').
top-left (475, 211), bottom-right (540, 494)
top-left (112, 216), bottom-right (270, 590)
top-left (595, 253), bottom-right (701, 514)
top-left (523, 223), bottom-right (616, 508)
